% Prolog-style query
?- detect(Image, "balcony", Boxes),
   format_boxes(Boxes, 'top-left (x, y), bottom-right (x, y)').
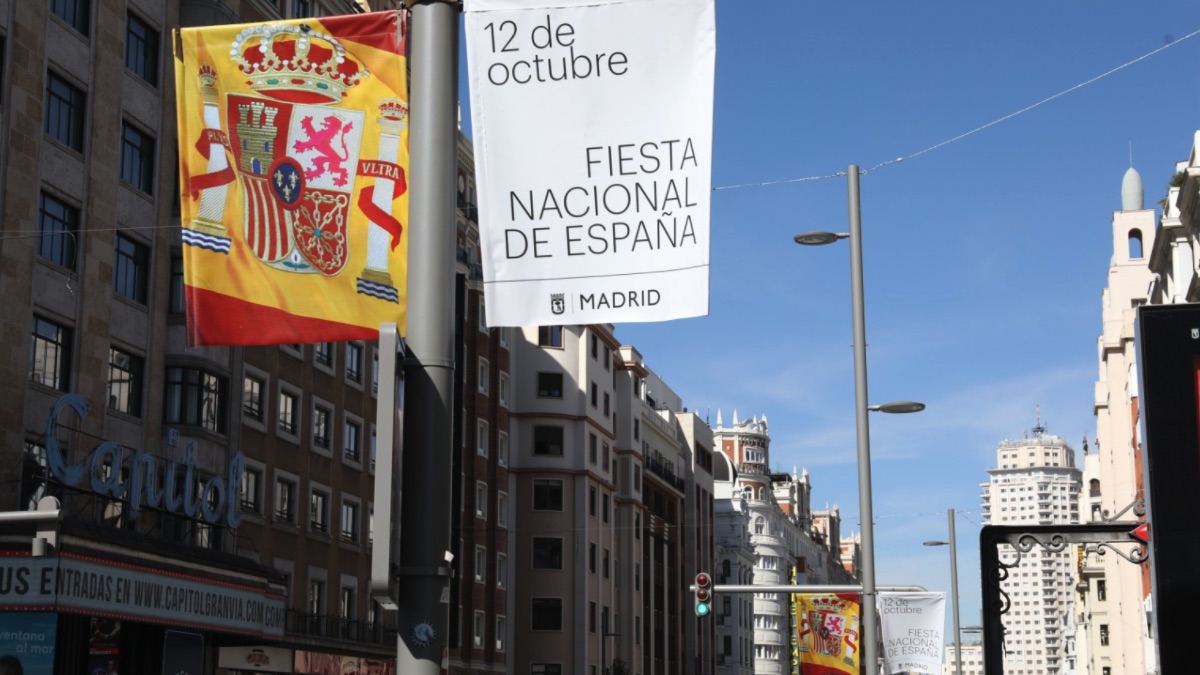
top-left (285, 610), bottom-right (397, 646)
top-left (645, 455), bottom-right (686, 492)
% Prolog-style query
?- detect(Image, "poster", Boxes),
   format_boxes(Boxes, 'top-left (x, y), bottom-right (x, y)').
top-left (465, 0), bottom-right (715, 326)
top-left (0, 612), bottom-right (56, 675)
top-left (878, 592), bottom-right (946, 675)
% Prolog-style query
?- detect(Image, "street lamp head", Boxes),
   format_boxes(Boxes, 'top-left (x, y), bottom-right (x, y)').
top-left (868, 400), bottom-right (926, 414)
top-left (923, 540), bottom-right (949, 547)
top-left (793, 231), bottom-right (849, 246)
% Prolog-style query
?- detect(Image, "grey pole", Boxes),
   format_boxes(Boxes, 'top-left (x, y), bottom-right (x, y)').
top-left (847, 164), bottom-right (879, 675)
top-left (949, 508), bottom-right (962, 675)
top-left (396, 2), bottom-right (459, 674)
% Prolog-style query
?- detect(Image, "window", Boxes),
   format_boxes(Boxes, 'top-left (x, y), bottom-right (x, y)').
top-left (125, 13), bottom-right (158, 84)
top-left (275, 478), bottom-right (296, 522)
top-left (473, 611), bottom-right (485, 648)
top-left (344, 420), bottom-right (362, 462)
top-left (495, 616), bottom-right (506, 652)
top-left (591, 333), bottom-right (598, 358)
top-left (313, 405), bottom-right (331, 449)
top-left (537, 326), bottom-right (563, 347)
top-left (531, 598), bottom-right (562, 630)
top-left (165, 367), bottom-right (227, 433)
top-left (497, 553), bottom-right (507, 589)
top-left (478, 298), bottom-right (487, 332)
top-left (241, 467), bottom-right (262, 512)
top-left (38, 192), bottom-right (78, 270)
top-left (477, 420), bottom-right (488, 456)
top-left (532, 537), bottom-right (563, 569)
top-left (310, 489), bottom-right (329, 533)
top-left (1099, 624), bottom-right (1109, 646)
top-left (346, 343), bottom-right (363, 382)
top-left (45, 72), bottom-right (85, 151)
top-left (114, 234), bottom-right (149, 303)
top-left (51, 0), bottom-right (89, 34)
top-left (589, 486), bottom-right (596, 516)
top-left (169, 256), bottom-right (186, 314)
top-left (120, 122), bottom-right (154, 194)
top-left (602, 493), bottom-right (609, 523)
top-left (478, 358), bottom-right (489, 394)
top-left (1097, 579), bottom-right (1107, 601)
top-left (538, 372), bottom-right (563, 398)
top-left (314, 342), bottom-right (333, 367)
top-left (278, 390), bottom-right (298, 434)
top-left (533, 479), bottom-right (563, 510)
top-left (531, 666), bottom-right (561, 675)
top-left (243, 375), bottom-right (264, 421)
top-left (107, 347), bottom-right (143, 416)
top-left (590, 382), bottom-right (598, 407)
top-left (339, 586), bottom-right (354, 620)
top-left (589, 434), bottom-right (597, 464)
top-left (589, 543), bottom-right (596, 573)
top-left (497, 492), bottom-right (508, 528)
top-left (602, 443), bottom-right (610, 471)
top-left (603, 392), bottom-right (610, 417)
top-left (589, 601), bottom-right (596, 632)
top-left (475, 481), bottom-right (488, 519)
top-left (499, 373), bottom-right (509, 407)
top-left (340, 499), bottom-right (359, 542)
top-left (475, 546), bottom-right (486, 583)
top-left (498, 432), bottom-right (509, 467)
top-left (308, 579), bottom-right (325, 614)
top-left (533, 426), bottom-right (564, 456)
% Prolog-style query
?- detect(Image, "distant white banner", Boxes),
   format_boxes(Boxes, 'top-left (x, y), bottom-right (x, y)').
top-left (465, 0), bottom-right (715, 326)
top-left (878, 592), bottom-right (947, 675)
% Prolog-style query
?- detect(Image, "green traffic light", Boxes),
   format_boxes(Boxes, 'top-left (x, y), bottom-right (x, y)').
top-left (695, 602), bottom-right (710, 617)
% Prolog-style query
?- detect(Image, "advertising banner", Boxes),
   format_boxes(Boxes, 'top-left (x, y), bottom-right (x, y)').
top-left (175, 11), bottom-right (409, 346)
top-left (0, 612), bottom-right (56, 675)
top-left (0, 553), bottom-right (284, 639)
top-left (878, 592), bottom-right (946, 675)
top-left (793, 593), bottom-right (860, 675)
top-left (465, 0), bottom-right (715, 326)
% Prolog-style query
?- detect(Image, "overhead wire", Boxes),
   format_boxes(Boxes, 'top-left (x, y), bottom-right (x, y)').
top-left (713, 25), bottom-right (1200, 191)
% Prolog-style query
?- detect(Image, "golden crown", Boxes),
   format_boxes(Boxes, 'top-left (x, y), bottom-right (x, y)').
top-left (231, 22), bottom-right (367, 104)
top-left (809, 595), bottom-right (849, 613)
top-left (198, 63), bottom-right (218, 88)
top-left (378, 97), bottom-right (408, 121)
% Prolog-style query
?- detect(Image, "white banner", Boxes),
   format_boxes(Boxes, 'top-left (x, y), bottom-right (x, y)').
top-left (465, 0), bottom-right (715, 326)
top-left (878, 592), bottom-right (947, 675)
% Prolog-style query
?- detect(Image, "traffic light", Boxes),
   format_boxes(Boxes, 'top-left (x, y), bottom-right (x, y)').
top-left (694, 572), bottom-right (713, 617)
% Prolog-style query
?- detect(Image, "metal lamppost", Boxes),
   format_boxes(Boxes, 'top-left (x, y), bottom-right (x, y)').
top-left (924, 508), bottom-right (962, 675)
top-left (794, 164), bottom-right (925, 675)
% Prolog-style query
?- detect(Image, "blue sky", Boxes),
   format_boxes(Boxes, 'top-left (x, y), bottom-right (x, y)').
top-left (460, 0), bottom-right (1200, 635)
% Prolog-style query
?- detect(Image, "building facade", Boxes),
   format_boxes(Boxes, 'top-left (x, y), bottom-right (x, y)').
top-left (711, 412), bottom-right (857, 675)
top-left (0, 2), bottom-right (412, 675)
top-left (1075, 165), bottom-right (1158, 675)
top-left (979, 422), bottom-right (1081, 675)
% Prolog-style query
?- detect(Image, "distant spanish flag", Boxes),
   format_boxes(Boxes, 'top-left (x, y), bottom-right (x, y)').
top-left (794, 593), bottom-right (861, 675)
top-left (174, 11), bottom-right (408, 346)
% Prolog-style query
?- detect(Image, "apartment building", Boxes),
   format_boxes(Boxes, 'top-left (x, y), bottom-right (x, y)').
top-left (0, 3), bottom-right (514, 675)
top-left (979, 423), bottom-right (1081, 675)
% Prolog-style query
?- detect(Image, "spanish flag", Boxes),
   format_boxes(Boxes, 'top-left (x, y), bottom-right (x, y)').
top-left (175, 11), bottom-right (408, 346)
top-left (794, 593), bottom-right (861, 675)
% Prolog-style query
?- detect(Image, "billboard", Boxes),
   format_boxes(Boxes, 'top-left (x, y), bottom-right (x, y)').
top-left (1135, 303), bottom-right (1200, 674)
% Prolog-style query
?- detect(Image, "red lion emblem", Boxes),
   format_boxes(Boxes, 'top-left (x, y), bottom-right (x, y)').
top-left (294, 115), bottom-right (354, 187)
